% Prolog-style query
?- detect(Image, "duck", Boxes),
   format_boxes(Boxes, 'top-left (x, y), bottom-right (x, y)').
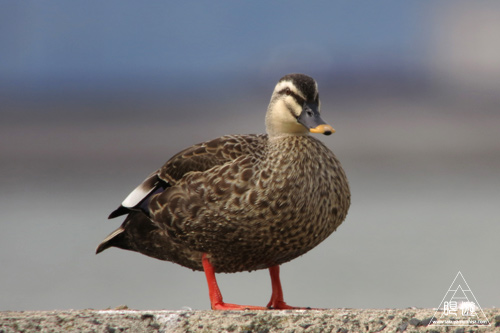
top-left (96, 73), bottom-right (351, 310)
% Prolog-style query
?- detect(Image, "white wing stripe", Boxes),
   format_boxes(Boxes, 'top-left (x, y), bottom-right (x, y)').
top-left (121, 170), bottom-right (159, 208)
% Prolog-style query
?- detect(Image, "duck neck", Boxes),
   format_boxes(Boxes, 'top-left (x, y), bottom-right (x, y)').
top-left (266, 132), bottom-right (314, 157)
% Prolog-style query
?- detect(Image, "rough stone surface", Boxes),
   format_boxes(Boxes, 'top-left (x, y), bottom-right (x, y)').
top-left (1, 308), bottom-right (498, 332)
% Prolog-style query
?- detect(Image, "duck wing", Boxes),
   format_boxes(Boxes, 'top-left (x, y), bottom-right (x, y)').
top-left (108, 134), bottom-right (267, 219)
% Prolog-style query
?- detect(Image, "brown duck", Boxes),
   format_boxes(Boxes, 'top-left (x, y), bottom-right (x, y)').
top-left (96, 73), bottom-right (351, 310)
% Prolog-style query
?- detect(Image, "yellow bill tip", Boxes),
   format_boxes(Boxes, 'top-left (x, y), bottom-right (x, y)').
top-left (310, 124), bottom-right (335, 135)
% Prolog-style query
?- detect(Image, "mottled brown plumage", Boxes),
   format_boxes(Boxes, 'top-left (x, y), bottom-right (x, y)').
top-left (97, 73), bottom-right (351, 309)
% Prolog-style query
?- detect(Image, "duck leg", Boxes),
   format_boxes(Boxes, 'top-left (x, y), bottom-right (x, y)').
top-left (266, 265), bottom-right (311, 310)
top-left (202, 254), bottom-right (267, 310)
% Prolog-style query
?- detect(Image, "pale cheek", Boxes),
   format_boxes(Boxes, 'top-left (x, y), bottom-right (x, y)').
top-left (274, 101), bottom-right (296, 123)
top-left (284, 97), bottom-right (302, 117)
top-left (266, 99), bottom-right (308, 135)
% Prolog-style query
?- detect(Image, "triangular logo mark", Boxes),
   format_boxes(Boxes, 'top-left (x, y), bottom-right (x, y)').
top-left (430, 271), bottom-right (490, 326)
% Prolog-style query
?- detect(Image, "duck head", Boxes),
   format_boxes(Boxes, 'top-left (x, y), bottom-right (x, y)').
top-left (265, 73), bottom-right (335, 137)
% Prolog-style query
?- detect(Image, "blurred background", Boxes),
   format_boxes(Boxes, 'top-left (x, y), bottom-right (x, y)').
top-left (1, 1), bottom-right (499, 311)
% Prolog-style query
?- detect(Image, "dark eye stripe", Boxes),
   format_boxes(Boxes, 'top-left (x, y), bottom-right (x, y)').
top-left (278, 88), bottom-right (305, 105)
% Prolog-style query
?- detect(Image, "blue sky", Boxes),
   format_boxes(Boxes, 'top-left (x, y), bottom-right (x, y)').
top-left (1, 1), bottom-right (427, 85)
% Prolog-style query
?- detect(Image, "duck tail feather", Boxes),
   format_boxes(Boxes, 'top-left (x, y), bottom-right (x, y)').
top-left (96, 227), bottom-right (126, 254)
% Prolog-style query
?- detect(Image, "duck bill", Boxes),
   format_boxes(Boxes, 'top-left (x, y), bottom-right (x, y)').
top-left (297, 103), bottom-right (336, 136)
top-left (310, 124), bottom-right (335, 135)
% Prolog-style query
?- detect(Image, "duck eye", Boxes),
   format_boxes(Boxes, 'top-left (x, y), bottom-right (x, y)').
top-left (284, 88), bottom-right (291, 95)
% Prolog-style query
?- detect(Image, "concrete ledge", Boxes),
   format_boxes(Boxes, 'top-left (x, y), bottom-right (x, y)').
top-left (1, 308), bottom-right (499, 332)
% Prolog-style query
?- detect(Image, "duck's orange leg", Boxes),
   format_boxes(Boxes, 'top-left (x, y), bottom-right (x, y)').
top-left (266, 265), bottom-right (312, 310)
top-left (202, 254), bottom-right (267, 310)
